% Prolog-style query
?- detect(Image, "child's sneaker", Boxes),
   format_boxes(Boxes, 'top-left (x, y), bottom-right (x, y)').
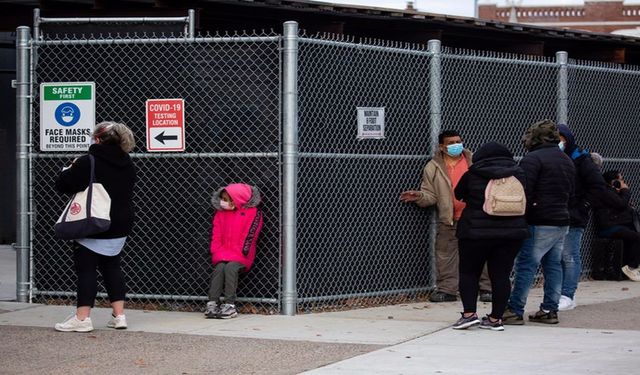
top-left (107, 314), bottom-right (128, 329)
top-left (204, 301), bottom-right (221, 319)
top-left (451, 313), bottom-right (480, 330)
top-left (219, 303), bottom-right (238, 319)
top-left (479, 315), bottom-right (504, 331)
top-left (54, 314), bottom-right (93, 332)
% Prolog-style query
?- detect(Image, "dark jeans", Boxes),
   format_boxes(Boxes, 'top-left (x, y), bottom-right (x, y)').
top-left (458, 238), bottom-right (523, 319)
top-left (607, 224), bottom-right (640, 268)
top-left (73, 243), bottom-right (126, 308)
top-left (208, 261), bottom-right (245, 304)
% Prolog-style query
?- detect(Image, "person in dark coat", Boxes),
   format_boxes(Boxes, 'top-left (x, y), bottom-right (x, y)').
top-left (503, 119), bottom-right (575, 326)
top-left (556, 125), bottom-right (608, 311)
top-left (451, 142), bottom-right (529, 331)
top-left (593, 170), bottom-right (640, 282)
top-left (54, 122), bottom-right (136, 333)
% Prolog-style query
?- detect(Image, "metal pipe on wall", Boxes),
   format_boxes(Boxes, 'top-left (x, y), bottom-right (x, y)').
top-left (281, 21), bottom-right (300, 316)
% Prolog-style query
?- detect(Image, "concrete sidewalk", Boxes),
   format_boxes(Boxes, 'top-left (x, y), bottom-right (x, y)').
top-left (2, 240), bottom-right (640, 374)
top-left (0, 245), bottom-right (16, 301)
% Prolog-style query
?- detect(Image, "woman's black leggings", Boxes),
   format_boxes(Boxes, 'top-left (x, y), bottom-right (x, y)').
top-left (73, 242), bottom-right (126, 307)
top-left (458, 238), bottom-right (523, 319)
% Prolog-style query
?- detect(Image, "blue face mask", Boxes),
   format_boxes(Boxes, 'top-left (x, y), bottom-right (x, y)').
top-left (558, 141), bottom-right (565, 152)
top-left (446, 143), bottom-right (464, 157)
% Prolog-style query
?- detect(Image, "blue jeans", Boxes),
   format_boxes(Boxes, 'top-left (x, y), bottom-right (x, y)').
top-left (507, 225), bottom-right (569, 316)
top-left (561, 227), bottom-right (585, 299)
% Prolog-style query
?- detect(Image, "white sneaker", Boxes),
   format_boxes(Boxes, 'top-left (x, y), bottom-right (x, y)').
top-left (107, 314), bottom-right (128, 329)
top-left (558, 295), bottom-right (576, 311)
top-left (622, 265), bottom-right (640, 281)
top-left (54, 314), bottom-right (93, 332)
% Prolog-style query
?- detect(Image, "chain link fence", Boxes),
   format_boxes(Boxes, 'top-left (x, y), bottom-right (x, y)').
top-left (20, 22), bottom-right (640, 314)
top-left (296, 36), bottom-right (434, 311)
top-left (30, 32), bottom-right (282, 313)
top-left (567, 60), bottom-right (640, 278)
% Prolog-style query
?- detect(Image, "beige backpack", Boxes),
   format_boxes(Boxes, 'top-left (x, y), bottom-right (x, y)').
top-left (482, 176), bottom-right (526, 216)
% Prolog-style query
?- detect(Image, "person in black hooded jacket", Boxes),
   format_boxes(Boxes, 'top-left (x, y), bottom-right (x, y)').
top-left (54, 121), bottom-right (136, 333)
top-left (451, 142), bottom-right (529, 331)
top-left (556, 125), bottom-right (607, 311)
top-left (593, 170), bottom-right (640, 282)
top-left (503, 119), bottom-right (575, 326)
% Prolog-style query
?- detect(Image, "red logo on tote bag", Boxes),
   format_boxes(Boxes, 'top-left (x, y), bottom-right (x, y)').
top-left (70, 202), bottom-right (82, 216)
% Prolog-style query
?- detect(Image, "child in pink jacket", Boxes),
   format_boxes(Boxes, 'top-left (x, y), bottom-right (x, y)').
top-left (205, 183), bottom-right (263, 319)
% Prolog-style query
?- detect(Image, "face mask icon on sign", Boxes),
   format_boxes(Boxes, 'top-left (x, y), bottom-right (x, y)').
top-left (54, 102), bottom-right (81, 127)
top-left (60, 106), bottom-right (75, 123)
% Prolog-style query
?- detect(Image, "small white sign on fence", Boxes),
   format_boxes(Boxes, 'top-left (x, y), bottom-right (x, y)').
top-left (357, 107), bottom-right (385, 140)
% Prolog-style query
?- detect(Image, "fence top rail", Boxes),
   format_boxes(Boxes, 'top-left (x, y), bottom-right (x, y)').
top-left (441, 52), bottom-right (559, 68)
top-left (32, 34), bottom-right (281, 46)
top-left (299, 37), bottom-right (433, 57)
top-left (38, 16), bottom-right (190, 24)
top-left (568, 62), bottom-right (640, 76)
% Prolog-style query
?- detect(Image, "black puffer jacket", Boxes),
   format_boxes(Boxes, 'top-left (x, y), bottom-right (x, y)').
top-left (455, 142), bottom-right (529, 240)
top-left (593, 186), bottom-right (634, 230)
top-left (557, 125), bottom-right (607, 228)
top-left (520, 143), bottom-right (575, 226)
top-left (55, 143), bottom-right (136, 239)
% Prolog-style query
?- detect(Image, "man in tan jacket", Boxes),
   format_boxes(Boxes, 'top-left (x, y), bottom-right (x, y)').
top-left (401, 130), bottom-right (491, 302)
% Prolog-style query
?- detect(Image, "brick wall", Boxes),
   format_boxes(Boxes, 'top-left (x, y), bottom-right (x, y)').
top-left (479, 1), bottom-right (640, 34)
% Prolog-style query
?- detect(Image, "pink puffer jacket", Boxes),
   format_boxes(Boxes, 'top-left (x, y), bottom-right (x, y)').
top-left (210, 183), bottom-right (263, 271)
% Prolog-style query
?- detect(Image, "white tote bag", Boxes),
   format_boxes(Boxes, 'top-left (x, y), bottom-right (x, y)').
top-left (55, 155), bottom-right (111, 240)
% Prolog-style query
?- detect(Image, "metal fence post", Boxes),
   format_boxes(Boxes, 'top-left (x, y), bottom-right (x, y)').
top-left (428, 40), bottom-right (442, 155)
top-left (15, 26), bottom-right (31, 303)
top-left (556, 51), bottom-right (569, 125)
top-left (187, 9), bottom-right (195, 38)
top-left (281, 21), bottom-right (299, 316)
top-left (427, 39), bottom-right (442, 290)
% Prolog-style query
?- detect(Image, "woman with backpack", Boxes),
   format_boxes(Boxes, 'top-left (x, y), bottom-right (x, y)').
top-left (450, 142), bottom-right (529, 331)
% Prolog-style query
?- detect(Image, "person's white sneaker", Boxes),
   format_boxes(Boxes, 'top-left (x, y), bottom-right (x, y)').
top-left (558, 295), bottom-right (576, 311)
top-left (107, 314), bottom-right (128, 329)
top-left (622, 265), bottom-right (640, 281)
top-left (54, 314), bottom-right (93, 332)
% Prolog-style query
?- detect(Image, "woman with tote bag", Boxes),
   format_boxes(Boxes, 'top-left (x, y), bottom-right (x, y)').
top-left (54, 121), bottom-right (136, 332)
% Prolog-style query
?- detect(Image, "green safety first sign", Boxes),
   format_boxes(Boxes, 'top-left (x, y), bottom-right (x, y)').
top-left (40, 82), bottom-right (95, 151)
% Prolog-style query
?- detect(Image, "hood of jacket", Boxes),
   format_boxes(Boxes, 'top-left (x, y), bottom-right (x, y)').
top-left (89, 143), bottom-right (132, 168)
top-left (557, 124), bottom-right (590, 161)
top-left (469, 142), bottom-right (520, 179)
top-left (522, 120), bottom-right (560, 151)
top-left (211, 183), bottom-right (261, 210)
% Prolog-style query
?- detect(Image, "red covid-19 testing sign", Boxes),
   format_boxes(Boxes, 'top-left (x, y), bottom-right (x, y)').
top-left (146, 98), bottom-right (185, 152)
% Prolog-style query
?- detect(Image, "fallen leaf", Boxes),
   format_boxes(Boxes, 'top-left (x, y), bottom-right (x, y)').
top-left (134, 358), bottom-right (148, 367)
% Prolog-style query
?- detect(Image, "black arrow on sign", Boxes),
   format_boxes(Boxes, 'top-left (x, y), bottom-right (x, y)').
top-left (155, 131), bottom-right (178, 145)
